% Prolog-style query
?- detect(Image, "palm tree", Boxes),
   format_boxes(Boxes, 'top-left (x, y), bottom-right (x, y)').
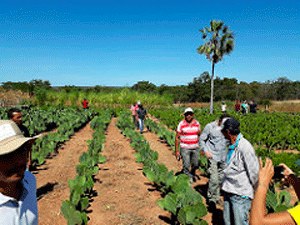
top-left (197, 20), bottom-right (234, 114)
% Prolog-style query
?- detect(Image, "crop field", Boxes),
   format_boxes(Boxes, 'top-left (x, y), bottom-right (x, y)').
top-left (0, 103), bottom-right (299, 225)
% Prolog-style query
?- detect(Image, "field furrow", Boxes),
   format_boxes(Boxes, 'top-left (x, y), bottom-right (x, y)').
top-left (88, 117), bottom-right (170, 225)
top-left (35, 122), bottom-right (93, 225)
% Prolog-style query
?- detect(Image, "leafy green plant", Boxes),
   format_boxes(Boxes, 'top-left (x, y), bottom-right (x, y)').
top-left (266, 187), bottom-right (293, 213)
top-left (61, 111), bottom-right (111, 225)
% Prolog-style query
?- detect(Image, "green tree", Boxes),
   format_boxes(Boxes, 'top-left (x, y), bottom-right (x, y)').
top-left (187, 72), bottom-right (210, 102)
top-left (131, 81), bottom-right (157, 93)
top-left (197, 20), bottom-right (234, 114)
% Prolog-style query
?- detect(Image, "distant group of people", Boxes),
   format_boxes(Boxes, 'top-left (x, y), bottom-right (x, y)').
top-left (130, 101), bottom-right (147, 134)
top-left (174, 107), bottom-right (299, 225)
top-left (234, 99), bottom-right (258, 114)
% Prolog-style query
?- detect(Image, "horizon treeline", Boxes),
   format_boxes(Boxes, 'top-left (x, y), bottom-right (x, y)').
top-left (1, 73), bottom-right (300, 104)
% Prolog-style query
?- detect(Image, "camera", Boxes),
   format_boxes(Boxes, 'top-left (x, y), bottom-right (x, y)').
top-left (273, 165), bottom-right (284, 180)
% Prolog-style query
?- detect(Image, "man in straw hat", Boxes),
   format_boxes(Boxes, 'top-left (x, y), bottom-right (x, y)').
top-left (0, 120), bottom-right (39, 225)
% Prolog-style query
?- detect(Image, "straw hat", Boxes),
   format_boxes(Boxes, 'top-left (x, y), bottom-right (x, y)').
top-left (0, 120), bottom-right (38, 156)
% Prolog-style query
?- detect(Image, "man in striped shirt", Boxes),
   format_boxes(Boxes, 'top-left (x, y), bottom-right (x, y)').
top-left (175, 107), bottom-right (201, 182)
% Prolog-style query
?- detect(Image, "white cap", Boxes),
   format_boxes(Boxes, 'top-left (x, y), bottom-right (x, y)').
top-left (184, 107), bottom-right (194, 114)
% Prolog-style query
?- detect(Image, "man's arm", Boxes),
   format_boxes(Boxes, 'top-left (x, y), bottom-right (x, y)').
top-left (199, 124), bottom-right (212, 158)
top-left (250, 158), bottom-right (296, 225)
top-left (242, 143), bottom-right (259, 187)
top-left (175, 131), bottom-right (180, 159)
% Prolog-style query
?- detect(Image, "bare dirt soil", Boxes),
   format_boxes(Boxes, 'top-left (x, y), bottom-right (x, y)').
top-left (35, 122), bottom-right (94, 225)
top-left (88, 118), bottom-right (170, 225)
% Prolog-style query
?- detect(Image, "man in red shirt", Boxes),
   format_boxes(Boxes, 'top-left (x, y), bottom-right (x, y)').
top-left (175, 107), bottom-right (201, 182)
top-left (82, 98), bottom-right (89, 110)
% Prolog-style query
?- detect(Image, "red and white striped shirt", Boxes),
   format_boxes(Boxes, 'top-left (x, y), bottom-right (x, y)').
top-left (177, 119), bottom-right (201, 149)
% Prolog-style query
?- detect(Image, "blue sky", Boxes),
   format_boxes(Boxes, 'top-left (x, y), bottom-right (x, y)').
top-left (0, 0), bottom-right (299, 86)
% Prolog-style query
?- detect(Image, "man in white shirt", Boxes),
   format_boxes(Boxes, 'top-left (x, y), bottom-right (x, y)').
top-left (0, 120), bottom-right (38, 225)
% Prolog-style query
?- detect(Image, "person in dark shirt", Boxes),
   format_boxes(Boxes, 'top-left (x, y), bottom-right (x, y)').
top-left (7, 108), bottom-right (32, 169)
top-left (7, 108), bottom-right (30, 137)
top-left (249, 100), bottom-right (257, 113)
top-left (136, 103), bottom-right (147, 134)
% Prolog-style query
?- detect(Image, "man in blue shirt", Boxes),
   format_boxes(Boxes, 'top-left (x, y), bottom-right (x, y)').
top-left (0, 120), bottom-right (38, 225)
top-left (221, 118), bottom-right (259, 225)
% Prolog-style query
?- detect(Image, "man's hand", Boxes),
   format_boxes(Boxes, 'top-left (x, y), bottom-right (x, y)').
top-left (258, 158), bottom-right (274, 188)
top-left (175, 150), bottom-right (181, 161)
top-left (204, 151), bottom-right (213, 159)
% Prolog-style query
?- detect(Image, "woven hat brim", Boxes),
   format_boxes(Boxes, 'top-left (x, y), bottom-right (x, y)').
top-left (0, 135), bottom-right (35, 156)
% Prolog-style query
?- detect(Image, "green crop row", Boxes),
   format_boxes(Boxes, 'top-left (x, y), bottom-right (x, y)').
top-left (31, 108), bottom-right (95, 167)
top-left (145, 119), bottom-right (176, 151)
top-left (0, 106), bottom-right (60, 136)
top-left (61, 111), bottom-right (112, 225)
top-left (117, 111), bottom-right (208, 225)
top-left (150, 108), bottom-right (300, 151)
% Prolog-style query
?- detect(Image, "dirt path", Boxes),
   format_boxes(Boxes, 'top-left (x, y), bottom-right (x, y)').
top-left (88, 118), bottom-right (170, 225)
top-left (34, 122), bottom-right (94, 225)
top-left (142, 130), bottom-right (218, 225)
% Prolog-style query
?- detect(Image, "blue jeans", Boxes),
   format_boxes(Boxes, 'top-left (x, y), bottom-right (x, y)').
top-left (138, 118), bottom-right (144, 133)
top-left (180, 148), bottom-right (199, 178)
top-left (223, 192), bottom-right (251, 225)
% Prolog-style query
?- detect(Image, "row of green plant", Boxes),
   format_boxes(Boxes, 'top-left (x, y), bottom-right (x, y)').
top-left (31, 108), bottom-right (96, 167)
top-left (145, 119), bottom-right (176, 151)
top-left (150, 107), bottom-right (300, 151)
top-left (117, 111), bottom-right (208, 225)
top-left (61, 111), bottom-right (111, 225)
top-left (0, 106), bottom-right (61, 136)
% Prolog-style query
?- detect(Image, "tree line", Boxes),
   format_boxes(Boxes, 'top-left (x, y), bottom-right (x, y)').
top-left (131, 74), bottom-right (300, 104)
top-left (2, 75), bottom-right (299, 105)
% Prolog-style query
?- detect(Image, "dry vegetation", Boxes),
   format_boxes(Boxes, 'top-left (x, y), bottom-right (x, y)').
top-left (270, 100), bottom-right (300, 113)
top-left (0, 88), bottom-right (30, 107)
top-left (1, 89), bottom-right (300, 113)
